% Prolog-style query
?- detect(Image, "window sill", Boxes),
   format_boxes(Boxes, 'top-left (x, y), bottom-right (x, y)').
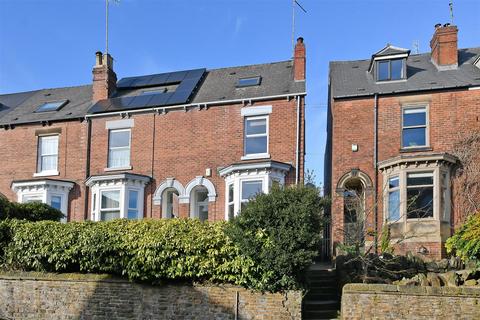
top-left (104, 166), bottom-right (133, 172)
top-left (241, 154), bottom-right (270, 161)
top-left (406, 217), bottom-right (436, 222)
top-left (33, 170), bottom-right (59, 177)
top-left (399, 147), bottom-right (432, 153)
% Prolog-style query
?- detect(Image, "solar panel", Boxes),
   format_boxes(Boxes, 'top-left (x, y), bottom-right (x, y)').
top-left (88, 68), bottom-right (206, 114)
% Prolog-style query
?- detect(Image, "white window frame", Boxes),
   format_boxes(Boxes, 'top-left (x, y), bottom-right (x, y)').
top-left (87, 174), bottom-right (148, 222)
top-left (440, 170), bottom-right (451, 222)
top-left (99, 189), bottom-right (122, 221)
top-left (127, 189), bottom-right (140, 220)
top-left (107, 128), bottom-right (132, 170)
top-left (227, 183), bottom-right (235, 220)
top-left (401, 105), bottom-right (429, 149)
top-left (35, 134), bottom-right (59, 177)
top-left (242, 115), bottom-right (270, 160)
top-left (12, 180), bottom-right (73, 223)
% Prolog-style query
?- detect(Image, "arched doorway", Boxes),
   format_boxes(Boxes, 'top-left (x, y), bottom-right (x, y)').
top-left (162, 188), bottom-right (179, 219)
top-left (190, 186), bottom-right (209, 221)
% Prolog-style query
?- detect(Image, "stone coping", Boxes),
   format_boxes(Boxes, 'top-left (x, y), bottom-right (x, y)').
top-left (343, 283), bottom-right (480, 297)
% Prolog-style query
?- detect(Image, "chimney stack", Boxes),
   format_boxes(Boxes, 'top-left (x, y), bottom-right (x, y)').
top-left (430, 23), bottom-right (458, 70)
top-left (294, 37), bottom-right (306, 81)
top-left (92, 51), bottom-right (117, 102)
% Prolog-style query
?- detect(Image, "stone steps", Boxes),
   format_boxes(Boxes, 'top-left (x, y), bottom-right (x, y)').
top-left (303, 265), bottom-right (340, 320)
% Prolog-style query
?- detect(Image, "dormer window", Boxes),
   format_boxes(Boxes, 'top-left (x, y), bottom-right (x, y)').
top-left (369, 44), bottom-right (410, 82)
top-left (377, 59), bottom-right (405, 81)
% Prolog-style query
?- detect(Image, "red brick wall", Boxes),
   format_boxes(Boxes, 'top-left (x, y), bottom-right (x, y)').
top-left (88, 98), bottom-right (304, 221)
top-left (0, 121), bottom-right (88, 221)
top-left (329, 88), bottom-right (480, 258)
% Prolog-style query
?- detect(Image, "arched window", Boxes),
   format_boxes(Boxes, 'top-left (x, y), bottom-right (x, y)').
top-left (343, 178), bottom-right (365, 246)
top-left (190, 186), bottom-right (209, 221)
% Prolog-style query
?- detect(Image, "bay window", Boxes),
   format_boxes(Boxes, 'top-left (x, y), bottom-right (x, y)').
top-left (86, 173), bottom-right (150, 221)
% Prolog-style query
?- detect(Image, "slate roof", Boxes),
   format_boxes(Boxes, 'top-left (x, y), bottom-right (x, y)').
top-left (0, 85), bottom-right (92, 126)
top-left (0, 60), bottom-right (305, 125)
top-left (330, 47), bottom-right (480, 99)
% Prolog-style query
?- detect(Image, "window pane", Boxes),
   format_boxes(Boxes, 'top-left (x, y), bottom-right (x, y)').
top-left (407, 173), bottom-right (433, 186)
top-left (407, 187), bottom-right (434, 219)
top-left (109, 130), bottom-right (130, 148)
top-left (196, 190), bottom-right (208, 202)
top-left (246, 118), bottom-right (267, 135)
top-left (241, 180), bottom-right (263, 201)
top-left (128, 190), bottom-right (138, 209)
top-left (237, 77), bottom-right (261, 87)
top-left (378, 61), bottom-right (389, 81)
top-left (100, 210), bottom-right (120, 221)
top-left (388, 190), bottom-right (400, 221)
top-left (108, 148), bottom-right (130, 168)
top-left (228, 204), bottom-right (235, 220)
top-left (228, 184), bottom-right (234, 203)
top-left (245, 136), bottom-right (267, 154)
top-left (50, 195), bottom-right (62, 211)
top-left (101, 191), bottom-right (120, 209)
top-left (391, 59), bottom-right (403, 80)
top-left (403, 127), bottom-right (426, 147)
top-left (41, 155), bottom-right (58, 171)
top-left (23, 195), bottom-right (42, 203)
top-left (40, 136), bottom-right (59, 155)
top-left (389, 176), bottom-right (399, 189)
top-left (127, 209), bottom-right (138, 220)
top-left (403, 109), bottom-right (426, 127)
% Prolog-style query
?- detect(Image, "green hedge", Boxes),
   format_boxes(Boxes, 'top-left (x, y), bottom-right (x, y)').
top-left (1, 219), bottom-right (254, 286)
top-left (446, 213), bottom-right (480, 266)
top-left (0, 197), bottom-right (64, 222)
top-left (226, 185), bottom-right (327, 291)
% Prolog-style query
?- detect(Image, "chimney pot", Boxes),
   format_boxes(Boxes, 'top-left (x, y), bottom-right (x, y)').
top-left (95, 51), bottom-right (103, 66)
top-left (297, 37), bottom-right (304, 44)
top-left (443, 23), bottom-right (451, 27)
top-left (434, 23), bottom-right (442, 28)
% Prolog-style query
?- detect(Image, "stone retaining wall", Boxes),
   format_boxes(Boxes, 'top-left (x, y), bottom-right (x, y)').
top-left (0, 274), bottom-right (301, 320)
top-left (341, 283), bottom-right (480, 320)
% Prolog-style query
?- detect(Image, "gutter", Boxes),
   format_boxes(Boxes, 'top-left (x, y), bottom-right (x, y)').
top-left (84, 92), bottom-right (307, 119)
top-left (373, 93), bottom-right (379, 252)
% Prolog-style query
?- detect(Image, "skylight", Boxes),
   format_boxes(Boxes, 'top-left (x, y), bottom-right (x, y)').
top-left (36, 100), bottom-right (68, 113)
top-left (237, 76), bottom-right (261, 88)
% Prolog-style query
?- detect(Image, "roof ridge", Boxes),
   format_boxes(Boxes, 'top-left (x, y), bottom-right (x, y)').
top-left (0, 84), bottom-right (92, 97)
top-left (207, 59), bottom-right (292, 72)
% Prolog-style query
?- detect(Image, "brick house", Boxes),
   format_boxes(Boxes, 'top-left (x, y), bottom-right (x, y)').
top-left (0, 38), bottom-right (306, 223)
top-left (324, 24), bottom-right (480, 260)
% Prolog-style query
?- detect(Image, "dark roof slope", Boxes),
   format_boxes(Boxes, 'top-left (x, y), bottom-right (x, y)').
top-left (330, 47), bottom-right (480, 99)
top-left (90, 60), bottom-right (305, 114)
top-left (0, 85), bottom-right (92, 126)
top-left (191, 60), bottom-right (305, 103)
top-left (0, 59), bottom-right (305, 124)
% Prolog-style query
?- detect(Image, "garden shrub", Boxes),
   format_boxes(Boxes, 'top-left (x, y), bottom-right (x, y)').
top-left (2, 219), bottom-right (255, 286)
top-left (226, 185), bottom-right (327, 291)
top-left (446, 212), bottom-right (480, 266)
top-left (0, 197), bottom-right (63, 222)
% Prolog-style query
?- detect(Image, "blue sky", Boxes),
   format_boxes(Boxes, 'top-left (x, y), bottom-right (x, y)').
top-left (1, 0), bottom-right (479, 186)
